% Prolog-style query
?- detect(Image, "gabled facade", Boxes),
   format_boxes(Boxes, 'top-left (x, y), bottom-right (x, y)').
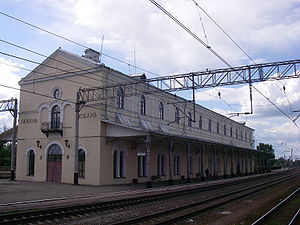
top-left (16, 48), bottom-right (268, 186)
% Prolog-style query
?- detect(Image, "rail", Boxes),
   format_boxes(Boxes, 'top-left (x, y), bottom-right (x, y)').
top-left (0, 170), bottom-right (298, 225)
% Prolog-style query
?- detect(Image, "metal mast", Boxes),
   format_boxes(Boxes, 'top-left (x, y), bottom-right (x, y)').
top-left (0, 98), bottom-right (18, 180)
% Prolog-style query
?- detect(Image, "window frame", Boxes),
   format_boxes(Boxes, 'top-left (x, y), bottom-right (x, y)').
top-left (199, 116), bottom-right (202, 129)
top-left (159, 102), bottom-right (164, 120)
top-left (140, 95), bottom-right (146, 115)
top-left (78, 149), bottom-right (85, 178)
top-left (175, 107), bottom-right (180, 124)
top-left (27, 150), bottom-right (35, 176)
top-left (117, 87), bottom-right (125, 109)
top-left (208, 119), bottom-right (212, 132)
top-left (188, 112), bottom-right (192, 127)
top-left (51, 105), bottom-right (60, 129)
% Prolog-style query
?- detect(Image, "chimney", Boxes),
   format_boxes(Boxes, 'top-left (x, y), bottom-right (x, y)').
top-left (84, 48), bottom-right (100, 63)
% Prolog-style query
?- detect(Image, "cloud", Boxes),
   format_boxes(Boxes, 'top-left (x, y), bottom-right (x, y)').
top-left (1, 0), bottom-right (300, 157)
top-left (0, 58), bottom-right (20, 99)
top-left (0, 57), bottom-right (21, 128)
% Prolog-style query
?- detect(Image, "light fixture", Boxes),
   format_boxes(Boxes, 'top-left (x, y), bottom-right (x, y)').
top-left (65, 139), bottom-right (70, 148)
top-left (36, 140), bottom-right (42, 148)
top-left (132, 142), bottom-right (137, 151)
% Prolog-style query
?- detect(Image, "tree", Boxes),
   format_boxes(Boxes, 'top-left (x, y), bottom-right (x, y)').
top-left (0, 143), bottom-right (11, 167)
top-left (256, 143), bottom-right (275, 165)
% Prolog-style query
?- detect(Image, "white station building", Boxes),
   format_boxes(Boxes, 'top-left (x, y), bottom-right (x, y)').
top-left (16, 48), bottom-right (269, 186)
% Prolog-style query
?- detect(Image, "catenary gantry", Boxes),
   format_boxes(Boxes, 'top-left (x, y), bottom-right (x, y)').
top-left (78, 59), bottom-right (300, 102)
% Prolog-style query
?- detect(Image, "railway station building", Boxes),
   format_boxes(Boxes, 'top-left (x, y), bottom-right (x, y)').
top-left (16, 48), bottom-right (270, 185)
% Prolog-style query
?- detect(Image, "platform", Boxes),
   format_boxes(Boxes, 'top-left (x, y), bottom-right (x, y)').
top-left (0, 170), bottom-right (286, 213)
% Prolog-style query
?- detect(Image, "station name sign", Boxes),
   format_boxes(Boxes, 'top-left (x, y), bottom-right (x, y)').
top-left (79, 112), bottom-right (97, 119)
top-left (20, 118), bottom-right (38, 124)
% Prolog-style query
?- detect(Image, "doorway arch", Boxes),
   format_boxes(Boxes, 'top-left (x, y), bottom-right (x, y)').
top-left (47, 144), bottom-right (62, 182)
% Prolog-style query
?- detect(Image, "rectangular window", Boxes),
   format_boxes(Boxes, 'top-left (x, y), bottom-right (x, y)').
top-left (188, 112), bottom-right (192, 127)
top-left (138, 154), bottom-right (146, 177)
top-left (199, 116), bottom-right (202, 129)
top-left (157, 153), bottom-right (165, 176)
top-left (189, 156), bottom-right (193, 175)
top-left (173, 155), bottom-right (180, 175)
top-left (208, 119), bottom-right (212, 132)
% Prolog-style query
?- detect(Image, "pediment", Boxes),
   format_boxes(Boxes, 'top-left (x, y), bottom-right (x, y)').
top-left (19, 48), bottom-right (98, 84)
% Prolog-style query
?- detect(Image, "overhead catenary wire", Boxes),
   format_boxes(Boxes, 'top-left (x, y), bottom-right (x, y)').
top-left (1, 6), bottom-right (295, 127)
top-left (194, 2), bottom-right (209, 45)
top-left (252, 85), bottom-right (298, 129)
top-left (1, 5), bottom-right (296, 148)
top-left (0, 43), bottom-right (296, 142)
top-left (0, 11), bottom-right (161, 78)
top-left (149, 0), bottom-right (234, 69)
top-left (0, 80), bottom-right (252, 142)
top-left (0, 51), bottom-right (100, 88)
top-left (2, 43), bottom-right (296, 144)
top-left (191, 0), bottom-right (256, 64)
top-left (0, 39), bottom-right (241, 118)
top-left (187, 0), bottom-right (297, 126)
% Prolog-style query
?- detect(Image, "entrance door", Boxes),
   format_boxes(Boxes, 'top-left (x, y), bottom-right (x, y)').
top-left (47, 144), bottom-right (62, 182)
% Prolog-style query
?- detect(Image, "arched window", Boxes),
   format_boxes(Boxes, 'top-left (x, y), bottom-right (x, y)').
top-left (224, 125), bottom-right (227, 136)
top-left (159, 102), bottom-right (164, 119)
top-left (27, 150), bottom-right (35, 176)
top-left (78, 149), bottom-right (85, 178)
top-left (113, 150), bottom-right (118, 178)
top-left (230, 127), bottom-right (233, 137)
top-left (48, 144), bottom-right (62, 161)
top-left (119, 151), bottom-right (125, 177)
top-left (236, 129), bottom-right (238, 139)
top-left (217, 122), bottom-right (220, 133)
top-left (188, 112), bottom-right (192, 127)
top-left (199, 116), bottom-right (202, 129)
top-left (208, 119), bottom-right (212, 132)
top-left (175, 108), bottom-right (180, 124)
top-left (157, 153), bottom-right (165, 176)
top-left (51, 105), bottom-right (60, 129)
top-left (117, 87), bottom-right (125, 109)
top-left (140, 95), bottom-right (146, 115)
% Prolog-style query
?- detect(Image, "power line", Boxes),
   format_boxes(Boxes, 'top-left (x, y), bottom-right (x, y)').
top-left (0, 39), bottom-right (237, 119)
top-left (0, 79), bottom-right (253, 142)
top-left (252, 85), bottom-right (298, 128)
top-left (0, 7), bottom-right (296, 145)
top-left (0, 11), bottom-right (161, 78)
top-left (190, 0), bottom-right (299, 125)
top-left (149, 0), bottom-right (234, 69)
top-left (1, 7), bottom-right (294, 127)
top-left (0, 51), bottom-right (100, 88)
top-left (191, 0), bottom-right (256, 64)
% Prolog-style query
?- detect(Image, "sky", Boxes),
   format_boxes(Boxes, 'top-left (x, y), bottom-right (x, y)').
top-left (0, 0), bottom-right (300, 159)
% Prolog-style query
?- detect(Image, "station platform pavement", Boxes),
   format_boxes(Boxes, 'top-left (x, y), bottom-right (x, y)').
top-left (0, 170), bottom-right (288, 213)
top-left (0, 179), bottom-right (147, 204)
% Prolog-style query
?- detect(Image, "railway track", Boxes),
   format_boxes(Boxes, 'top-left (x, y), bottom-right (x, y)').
top-left (0, 170), bottom-right (299, 224)
top-left (111, 173), bottom-right (300, 225)
top-left (251, 187), bottom-right (300, 225)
